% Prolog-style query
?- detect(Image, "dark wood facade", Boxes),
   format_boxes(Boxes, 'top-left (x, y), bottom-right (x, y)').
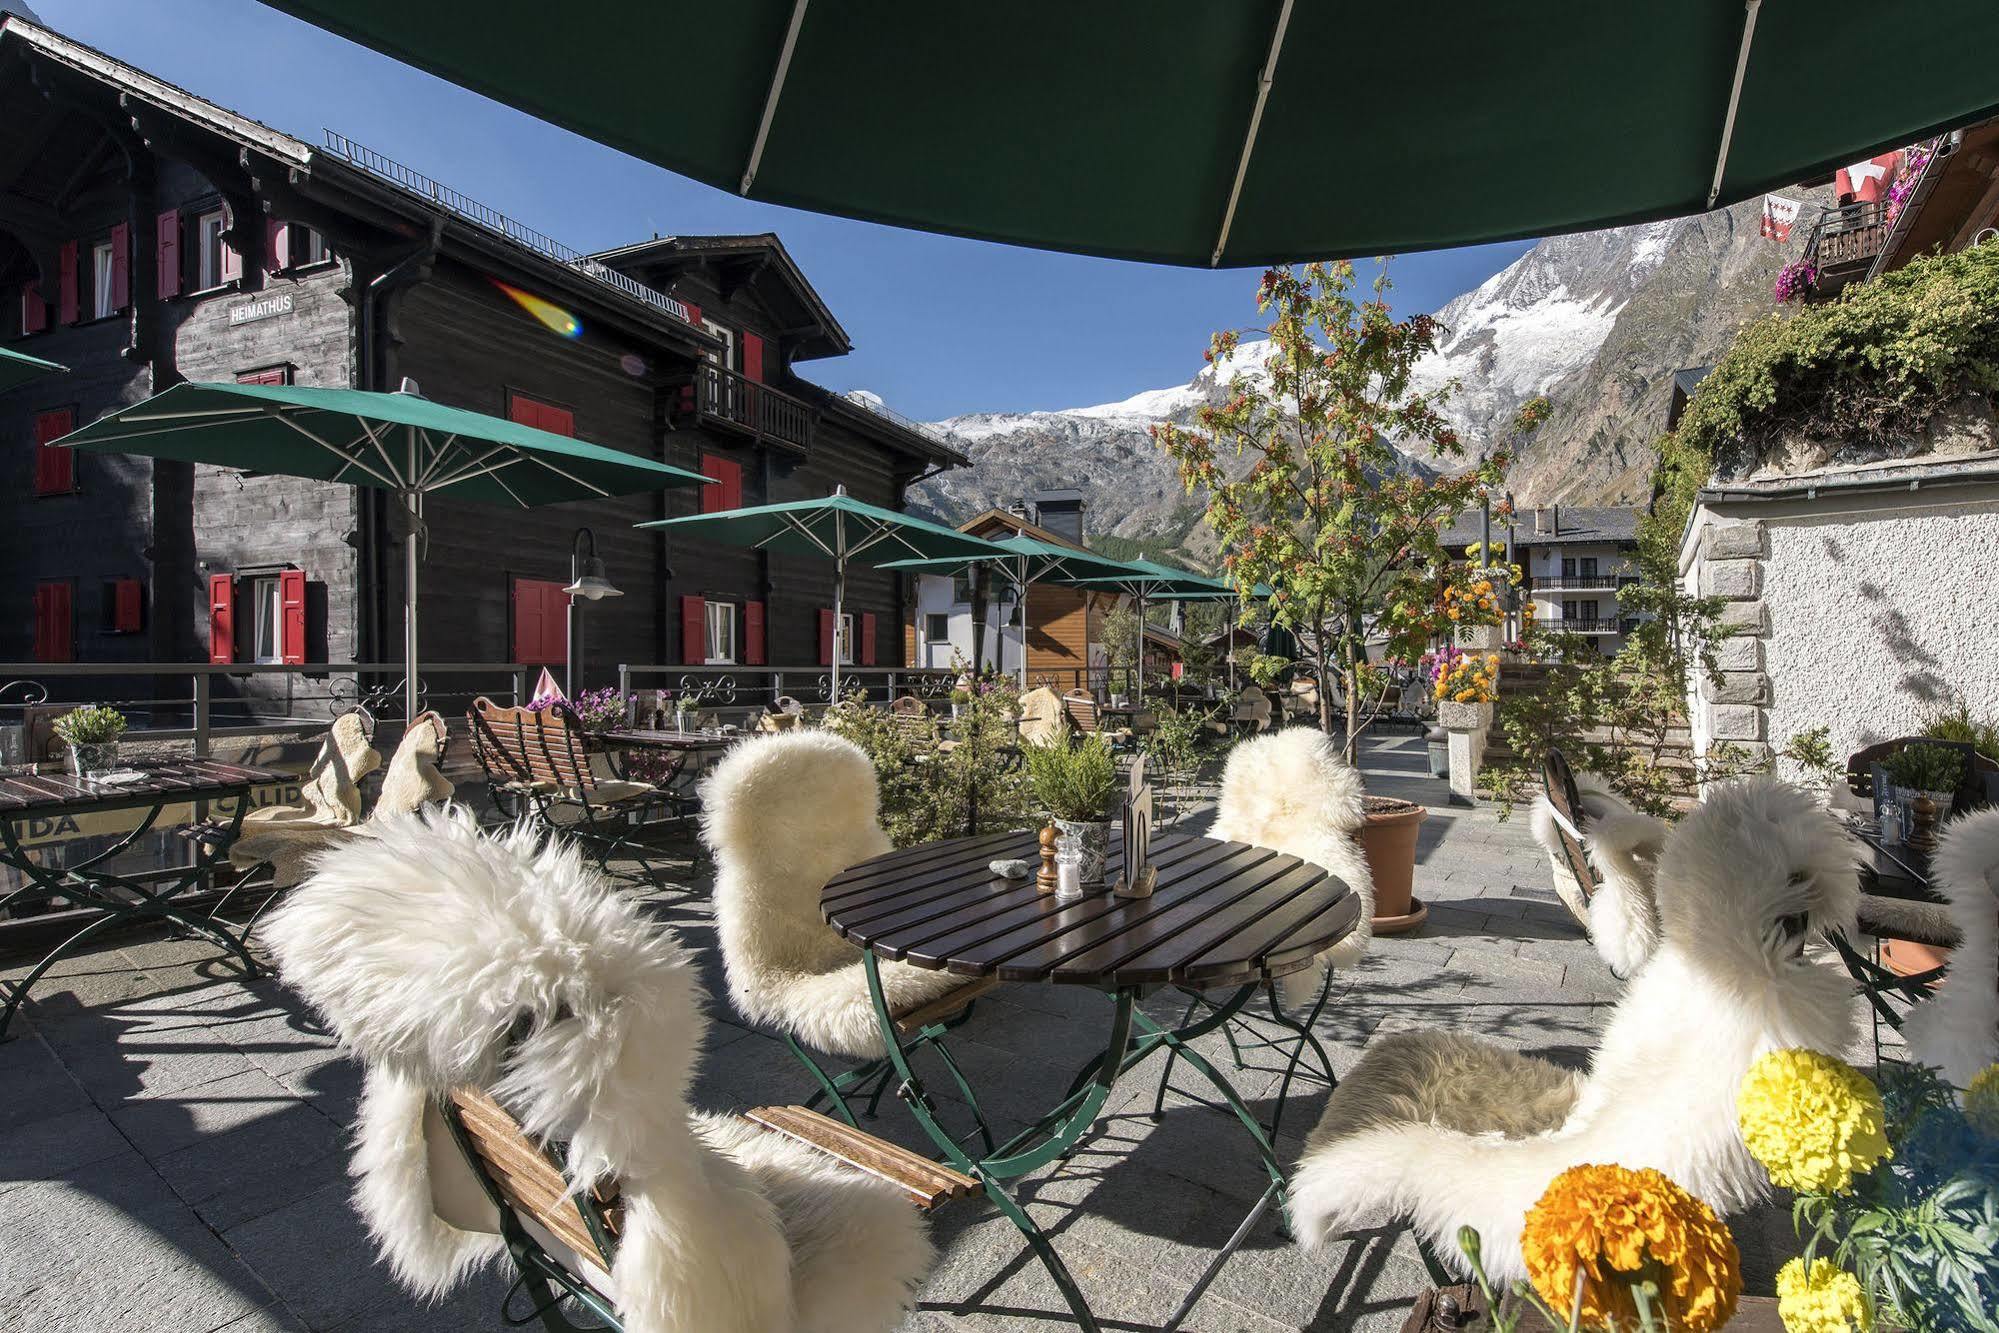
top-left (0, 16), bottom-right (962, 699)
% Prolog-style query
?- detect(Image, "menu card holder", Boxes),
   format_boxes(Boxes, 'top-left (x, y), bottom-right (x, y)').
top-left (1116, 755), bottom-right (1156, 899)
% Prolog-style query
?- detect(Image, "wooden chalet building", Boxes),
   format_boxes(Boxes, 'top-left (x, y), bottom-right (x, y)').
top-left (0, 15), bottom-right (962, 702)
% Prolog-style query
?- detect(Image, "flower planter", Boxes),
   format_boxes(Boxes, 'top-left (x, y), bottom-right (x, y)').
top-left (64, 740), bottom-right (120, 779)
top-left (1882, 936), bottom-right (1952, 979)
top-left (1053, 817), bottom-right (1111, 886)
top-left (1359, 796), bottom-right (1427, 934)
top-left (1437, 700), bottom-right (1493, 732)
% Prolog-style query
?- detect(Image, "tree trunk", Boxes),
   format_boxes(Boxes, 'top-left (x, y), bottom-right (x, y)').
top-left (968, 566), bottom-right (989, 676)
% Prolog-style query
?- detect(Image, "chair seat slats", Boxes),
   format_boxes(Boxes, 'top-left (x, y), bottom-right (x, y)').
top-left (742, 1105), bottom-right (978, 1210)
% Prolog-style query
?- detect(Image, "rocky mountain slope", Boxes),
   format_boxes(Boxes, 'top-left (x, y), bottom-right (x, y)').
top-left (906, 192), bottom-right (1815, 547)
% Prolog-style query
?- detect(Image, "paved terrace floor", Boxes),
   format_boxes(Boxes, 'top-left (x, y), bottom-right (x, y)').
top-left (3, 733), bottom-right (1817, 1332)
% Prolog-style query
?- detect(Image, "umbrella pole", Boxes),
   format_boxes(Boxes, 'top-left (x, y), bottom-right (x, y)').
top-left (1016, 555), bottom-right (1028, 693)
top-left (1134, 592), bottom-right (1147, 706)
top-left (830, 510), bottom-right (844, 703)
top-left (403, 487), bottom-right (421, 723)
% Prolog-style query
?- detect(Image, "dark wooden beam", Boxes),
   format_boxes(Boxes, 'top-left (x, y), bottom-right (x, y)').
top-left (0, 100), bottom-right (65, 193)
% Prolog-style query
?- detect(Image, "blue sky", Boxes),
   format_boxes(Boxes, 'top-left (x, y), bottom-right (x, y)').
top-left (30, 0), bottom-right (1533, 420)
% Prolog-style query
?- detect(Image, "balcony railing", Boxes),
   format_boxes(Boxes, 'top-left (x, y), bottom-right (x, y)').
top-left (678, 363), bottom-right (815, 453)
top-left (1551, 617), bottom-right (1634, 635)
top-left (1805, 199), bottom-right (1891, 292)
top-left (1531, 574), bottom-right (1635, 591)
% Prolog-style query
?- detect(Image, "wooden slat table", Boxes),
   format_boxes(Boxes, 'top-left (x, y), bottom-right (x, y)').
top-left (598, 727), bottom-right (738, 755)
top-left (822, 829), bottom-right (1360, 1333)
top-left (0, 758), bottom-right (286, 1039)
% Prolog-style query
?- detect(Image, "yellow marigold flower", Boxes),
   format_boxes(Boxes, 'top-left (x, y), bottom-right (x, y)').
top-left (1521, 1164), bottom-right (1740, 1333)
top-left (1737, 1050), bottom-right (1891, 1193)
top-left (1775, 1257), bottom-right (1869, 1333)
top-left (1966, 1064), bottom-right (1999, 1138)
top-left (1485, 654), bottom-right (1499, 667)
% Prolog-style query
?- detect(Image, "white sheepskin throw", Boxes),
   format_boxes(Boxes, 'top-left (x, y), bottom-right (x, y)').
top-left (264, 806), bottom-right (931, 1333)
top-left (1291, 777), bottom-right (1859, 1282)
top-left (700, 731), bottom-right (971, 1060)
top-left (1527, 772), bottom-right (1670, 977)
top-left (1903, 807), bottom-right (1999, 1089)
top-left (1209, 727), bottom-right (1374, 1004)
top-left (242, 710), bottom-right (379, 829)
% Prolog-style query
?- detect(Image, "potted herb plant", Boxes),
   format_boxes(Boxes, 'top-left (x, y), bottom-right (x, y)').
top-left (1024, 733), bottom-right (1119, 885)
top-left (54, 705), bottom-right (128, 778)
top-left (949, 684), bottom-right (972, 720)
top-left (1883, 742), bottom-right (1965, 853)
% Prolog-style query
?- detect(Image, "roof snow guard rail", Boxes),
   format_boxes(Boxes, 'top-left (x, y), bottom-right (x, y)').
top-left (319, 130), bottom-right (693, 326)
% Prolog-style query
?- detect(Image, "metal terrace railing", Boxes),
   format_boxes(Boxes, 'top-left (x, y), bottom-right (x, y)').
top-left (1530, 574), bottom-right (1637, 591)
top-left (320, 130), bottom-right (694, 326)
top-left (839, 391), bottom-right (958, 452)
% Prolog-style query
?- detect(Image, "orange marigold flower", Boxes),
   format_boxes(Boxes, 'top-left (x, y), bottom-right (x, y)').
top-left (1521, 1165), bottom-right (1740, 1333)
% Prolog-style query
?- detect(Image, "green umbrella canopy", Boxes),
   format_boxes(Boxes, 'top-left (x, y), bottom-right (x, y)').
top-left (879, 532), bottom-right (1145, 587)
top-left (54, 380), bottom-right (712, 504)
top-left (638, 489), bottom-right (1007, 563)
top-left (0, 345), bottom-right (67, 393)
top-left (1066, 558), bottom-right (1233, 601)
top-left (261, 1), bottom-right (1999, 267)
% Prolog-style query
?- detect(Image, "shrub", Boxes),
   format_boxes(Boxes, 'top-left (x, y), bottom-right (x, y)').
top-left (54, 705), bottom-right (127, 747)
top-left (1024, 733), bottom-right (1118, 823)
top-left (820, 679), bottom-right (1030, 848)
top-left (1882, 742), bottom-right (1965, 795)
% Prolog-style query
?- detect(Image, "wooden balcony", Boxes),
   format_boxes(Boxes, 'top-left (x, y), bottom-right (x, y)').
top-left (675, 363), bottom-right (815, 454)
top-left (1805, 200), bottom-right (1891, 296)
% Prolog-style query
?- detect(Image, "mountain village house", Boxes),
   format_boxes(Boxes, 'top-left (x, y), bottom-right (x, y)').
top-left (1444, 502), bottom-right (1645, 657)
top-left (0, 16), bottom-right (963, 709)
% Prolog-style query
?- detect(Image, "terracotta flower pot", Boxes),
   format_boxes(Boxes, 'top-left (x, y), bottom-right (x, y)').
top-left (1882, 937), bottom-right (1952, 979)
top-left (1358, 795), bottom-right (1427, 934)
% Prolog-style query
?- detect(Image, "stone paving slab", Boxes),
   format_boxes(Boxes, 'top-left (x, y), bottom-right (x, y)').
top-left (0, 734), bottom-right (1806, 1332)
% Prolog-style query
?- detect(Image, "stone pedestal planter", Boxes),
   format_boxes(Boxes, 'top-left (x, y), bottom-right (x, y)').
top-left (1454, 624), bottom-right (1502, 652)
top-left (1438, 699), bottom-right (1493, 805)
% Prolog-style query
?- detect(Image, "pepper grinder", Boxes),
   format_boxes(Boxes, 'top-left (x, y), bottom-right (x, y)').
top-left (1035, 825), bottom-right (1059, 894)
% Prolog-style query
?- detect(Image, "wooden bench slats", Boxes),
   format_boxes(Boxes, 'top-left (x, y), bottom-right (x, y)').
top-left (743, 1105), bottom-right (978, 1210)
top-left (890, 975), bottom-right (1001, 1035)
top-left (450, 1087), bottom-right (616, 1265)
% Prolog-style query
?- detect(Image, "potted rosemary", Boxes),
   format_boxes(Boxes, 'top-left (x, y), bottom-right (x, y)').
top-left (1024, 733), bottom-right (1119, 885)
top-left (1882, 743), bottom-right (1965, 852)
top-left (54, 705), bottom-right (128, 779)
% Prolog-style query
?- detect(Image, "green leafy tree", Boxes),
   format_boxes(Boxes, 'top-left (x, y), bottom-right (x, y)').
top-left (1153, 261), bottom-right (1546, 757)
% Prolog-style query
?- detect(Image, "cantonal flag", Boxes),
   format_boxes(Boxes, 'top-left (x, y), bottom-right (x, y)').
top-left (1760, 195), bottom-right (1800, 242)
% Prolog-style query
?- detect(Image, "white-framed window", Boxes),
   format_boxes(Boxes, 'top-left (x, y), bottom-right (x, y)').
top-left (297, 226), bottom-right (331, 266)
top-left (248, 576), bottom-right (284, 663)
top-left (704, 599), bottom-right (737, 665)
top-left (836, 612), bottom-right (855, 666)
top-left (195, 209), bottom-right (228, 290)
top-left (91, 242), bottom-right (116, 319)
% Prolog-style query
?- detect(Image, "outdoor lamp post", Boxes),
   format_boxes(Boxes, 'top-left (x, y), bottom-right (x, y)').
top-left (563, 526), bottom-right (623, 694)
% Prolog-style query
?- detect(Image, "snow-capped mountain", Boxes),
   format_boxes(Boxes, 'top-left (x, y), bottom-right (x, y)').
top-left (908, 193), bottom-right (1808, 548)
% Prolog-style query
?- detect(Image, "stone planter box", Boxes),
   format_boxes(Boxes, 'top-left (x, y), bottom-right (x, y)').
top-left (1454, 623), bottom-right (1503, 652)
top-left (1437, 700), bottom-right (1493, 732)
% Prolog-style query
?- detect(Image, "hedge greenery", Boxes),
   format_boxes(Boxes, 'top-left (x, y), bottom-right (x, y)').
top-left (1670, 240), bottom-right (1999, 487)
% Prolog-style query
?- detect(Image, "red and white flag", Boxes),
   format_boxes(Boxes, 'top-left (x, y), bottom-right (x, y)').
top-left (1760, 194), bottom-right (1800, 242)
top-left (1835, 151), bottom-right (1902, 204)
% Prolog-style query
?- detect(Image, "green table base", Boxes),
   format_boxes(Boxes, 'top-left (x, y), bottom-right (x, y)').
top-left (0, 793), bottom-right (257, 1040)
top-left (863, 950), bottom-right (1288, 1333)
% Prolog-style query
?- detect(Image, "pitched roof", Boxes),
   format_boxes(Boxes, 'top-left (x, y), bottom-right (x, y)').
top-left (1440, 504), bottom-right (1644, 549)
top-left (590, 232), bottom-right (850, 359)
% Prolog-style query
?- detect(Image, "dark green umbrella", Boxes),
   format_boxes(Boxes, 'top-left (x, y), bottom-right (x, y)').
top-left (882, 532), bottom-right (1152, 687)
top-left (262, 1), bottom-right (1999, 266)
top-left (56, 379), bottom-right (712, 718)
top-left (1064, 559), bottom-right (1233, 700)
top-left (0, 346), bottom-right (67, 393)
top-left (639, 486), bottom-right (1008, 697)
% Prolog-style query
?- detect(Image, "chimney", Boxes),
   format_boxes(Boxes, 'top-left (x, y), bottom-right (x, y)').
top-left (1551, 502), bottom-right (1561, 536)
top-left (1534, 505), bottom-right (1551, 535)
top-left (1007, 498), bottom-right (1031, 520)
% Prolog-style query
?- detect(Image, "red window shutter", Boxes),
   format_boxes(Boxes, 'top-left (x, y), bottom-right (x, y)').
top-left (236, 367), bottom-right (289, 386)
top-left (506, 393), bottom-right (536, 427)
top-left (513, 577), bottom-right (567, 666)
top-left (682, 301), bottom-right (702, 326)
top-left (860, 612), bottom-right (878, 666)
top-left (109, 222), bottom-right (131, 310)
top-left (265, 218), bottom-right (290, 274)
top-left (540, 403), bottom-right (574, 437)
top-left (279, 569), bottom-right (307, 664)
top-left (507, 393), bottom-right (573, 436)
top-left (34, 582), bottom-right (73, 663)
top-left (818, 609), bottom-right (835, 666)
top-left (699, 455), bottom-right (743, 514)
top-left (113, 578), bottom-right (143, 634)
top-left (20, 281), bottom-right (46, 333)
top-left (57, 240), bottom-right (79, 324)
top-left (156, 210), bottom-right (181, 299)
top-left (540, 583), bottom-right (568, 667)
top-left (681, 594), bottom-right (706, 666)
top-left (34, 408), bottom-right (75, 495)
top-left (208, 574), bottom-right (235, 664)
top-left (742, 332), bottom-right (765, 383)
top-left (744, 600), bottom-right (766, 666)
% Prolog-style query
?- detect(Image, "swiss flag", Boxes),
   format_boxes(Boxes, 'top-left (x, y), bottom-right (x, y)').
top-left (1760, 195), bottom-right (1800, 242)
top-left (1835, 152), bottom-right (1902, 205)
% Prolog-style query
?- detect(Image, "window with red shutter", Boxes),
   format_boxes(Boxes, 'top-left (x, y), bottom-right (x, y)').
top-left (860, 612), bottom-right (878, 666)
top-left (208, 573), bottom-right (235, 664)
top-left (279, 569), bottom-right (306, 665)
top-left (698, 454), bottom-right (743, 514)
top-left (741, 332), bottom-right (765, 383)
top-left (109, 222), bottom-right (130, 311)
top-left (743, 601), bottom-right (766, 667)
top-left (57, 240), bottom-right (79, 325)
top-left (506, 392), bottom-right (575, 438)
top-left (33, 408), bottom-right (76, 496)
top-left (511, 577), bottom-right (568, 666)
top-left (236, 366), bottom-right (292, 386)
top-left (34, 581), bottom-right (74, 663)
top-left (218, 210), bottom-right (242, 283)
top-left (109, 578), bottom-right (143, 634)
top-left (265, 219), bottom-right (290, 275)
top-left (680, 595), bottom-right (706, 666)
top-left (156, 210), bottom-right (182, 299)
top-left (818, 609), bottom-right (835, 666)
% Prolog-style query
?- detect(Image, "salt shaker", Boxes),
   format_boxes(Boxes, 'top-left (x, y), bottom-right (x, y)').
top-left (1054, 835), bottom-right (1084, 903)
top-left (1879, 795), bottom-right (1902, 846)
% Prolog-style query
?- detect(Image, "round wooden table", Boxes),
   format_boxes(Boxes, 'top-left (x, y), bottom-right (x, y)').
top-left (822, 828), bottom-right (1360, 1333)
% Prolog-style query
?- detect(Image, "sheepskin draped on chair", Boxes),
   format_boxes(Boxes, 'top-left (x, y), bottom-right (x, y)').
top-left (242, 709), bottom-right (380, 830)
top-left (1291, 778), bottom-right (1860, 1284)
top-left (700, 730), bottom-right (984, 1063)
top-left (1526, 760), bottom-right (1668, 978)
top-left (1903, 808), bottom-right (1999, 1088)
top-left (262, 807), bottom-right (933, 1333)
top-left (1233, 686), bottom-right (1273, 733)
top-left (1016, 687), bottom-right (1065, 747)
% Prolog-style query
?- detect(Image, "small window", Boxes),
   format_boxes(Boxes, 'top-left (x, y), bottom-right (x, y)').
top-left (836, 612), bottom-right (855, 666)
top-left (248, 575), bottom-right (284, 663)
top-left (1579, 557), bottom-right (1598, 577)
top-left (236, 365), bottom-right (292, 386)
top-left (925, 613), bottom-right (949, 641)
top-left (297, 227), bottom-right (330, 266)
top-left (704, 600), bottom-right (737, 664)
top-left (91, 242), bottom-right (116, 320)
top-left (951, 574), bottom-right (974, 605)
top-left (195, 209), bottom-right (228, 289)
top-left (103, 578), bottom-right (143, 634)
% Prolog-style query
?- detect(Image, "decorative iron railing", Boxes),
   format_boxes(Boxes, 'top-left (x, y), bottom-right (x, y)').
top-left (1530, 574), bottom-right (1637, 591)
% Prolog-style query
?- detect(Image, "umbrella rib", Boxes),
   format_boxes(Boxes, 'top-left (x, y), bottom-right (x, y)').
top-left (1708, 0), bottom-right (1763, 208)
top-left (486, 466), bottom-right (532, 509)
top-left (1210, 0), bottom-right (1294, 267)
top-left (116, 405), bottom-right (270, 422)
top-left (515, 450), bottom-right (613, 498)
top-left (765, 512), bottom-right (834, 558)
top-left (53, 413), bottom-right (277, 449)
top-left (273, 415), bottom-right (401, 488)
top-left (415, 428), bottom-right (459, 486)
top-left (428, 450), bottom-right (529, 492)
top-left (324, 424), bottom-right (388, 484)
top-left (741, 0), bottom-right (810, 195)
top-left (354, 418), bottom-right (404, 486)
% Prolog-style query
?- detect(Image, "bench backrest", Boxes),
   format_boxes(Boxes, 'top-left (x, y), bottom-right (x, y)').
top-left (1540, 748), bottom-right (1600, 902)
top-left (468, 697), bottom-right (592, 791)
top-left (1062, 691), bottom-right (1100, 734)
top-left (445, 1086), bottom-right (620, 1270)
top-left (1846, 735), bottom-right (1997, 813)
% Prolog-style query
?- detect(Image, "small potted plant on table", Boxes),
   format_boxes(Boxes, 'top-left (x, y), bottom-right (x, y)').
top-left (1883, 742), bottom-right (1965, 853)
top-left (1025, 733), bottom-right (1119, 886)
top-left (54, 705), bottom-right (128, 779)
